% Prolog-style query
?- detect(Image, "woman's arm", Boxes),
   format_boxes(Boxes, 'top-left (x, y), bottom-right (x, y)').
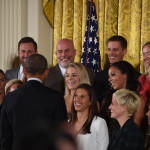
top-left (92, 117), bottom-right (109, 150)
top-left (133, 95), bottom-right (146, 126)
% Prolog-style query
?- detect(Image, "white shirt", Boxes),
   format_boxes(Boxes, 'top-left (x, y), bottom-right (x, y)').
top-left (59, 65), bottom-right (66, 76)
top-left (27, 78), bottom-right (42, 83)
top-left (77, 116), bottom-right (109, 150)
top-left (18, 65), bottom-right (24, 80)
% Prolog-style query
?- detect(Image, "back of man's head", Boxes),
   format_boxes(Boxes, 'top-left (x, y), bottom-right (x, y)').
top-left (25, 54), bottom-right (48, 75)
top-left (107, 35), bottom-right (127, 50)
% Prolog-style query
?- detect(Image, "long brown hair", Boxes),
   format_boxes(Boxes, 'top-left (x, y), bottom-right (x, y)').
top-left (70, 83), bottom-right (99, 134)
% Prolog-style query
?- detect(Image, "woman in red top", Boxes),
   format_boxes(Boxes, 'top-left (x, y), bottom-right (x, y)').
top-left (139, 42), bottom-right (150, 101)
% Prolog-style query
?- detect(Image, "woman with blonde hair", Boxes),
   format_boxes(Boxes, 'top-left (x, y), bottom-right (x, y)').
top-left (5, 79), bottom-right (24, 95)
top-left (64, 63), bottom-right (91, 117)
top-left (108, 89), bottom-right (144, 150)
top-left (138, 41), bottom-right (150, 101)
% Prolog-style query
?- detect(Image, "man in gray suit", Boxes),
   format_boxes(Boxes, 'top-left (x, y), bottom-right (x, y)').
top-left (5, 37), bottom-right (38, 81)
top-left (44, 38), bottom-right (95, 95)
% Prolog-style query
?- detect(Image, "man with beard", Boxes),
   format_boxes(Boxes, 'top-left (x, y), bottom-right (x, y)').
top-left (44, 39), bottom-right (95, 95)
top-left (5, 37), bottom-right (38, 81)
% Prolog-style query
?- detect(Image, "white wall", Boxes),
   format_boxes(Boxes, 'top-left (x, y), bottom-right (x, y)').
top-left (0, 0), bottom-right (53, 71)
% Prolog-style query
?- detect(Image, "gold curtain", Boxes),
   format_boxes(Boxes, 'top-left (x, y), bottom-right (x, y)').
top-left (43, 0), bottom-right (150, 73)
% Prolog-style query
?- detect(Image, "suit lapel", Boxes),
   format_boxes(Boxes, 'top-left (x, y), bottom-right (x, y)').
top-left (55, 64), bottom-right (64, 82)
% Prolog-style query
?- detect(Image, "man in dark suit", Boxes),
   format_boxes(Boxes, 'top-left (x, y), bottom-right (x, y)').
top-left (0, 54), bottom-right (67, 150)
top-left (93, 35), bottom-right (141, 104)
top-left (108, 89), bottom-right (144, 150)
top-left (44, 38), bottom-right (95, 95)
top-left (5, 37), bottom-right (38, 81)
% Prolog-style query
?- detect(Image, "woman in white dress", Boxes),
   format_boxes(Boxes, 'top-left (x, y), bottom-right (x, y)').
top-left (69, 83), bottom-right (109, 150)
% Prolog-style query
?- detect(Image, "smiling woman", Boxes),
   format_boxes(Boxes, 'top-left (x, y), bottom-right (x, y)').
top-left (107, 89), bottom-right (144, 150)
top-left (142, 41), bottom-right (150, 70)
top-left (64, 63), bottom-right (90, 118)
top-left (100, 61), bottom-right (146, 138)
top-left (108, 66), bottom-right (127, 90)
top-left (138, 42), bottom-right (150, 101)
top-left (69, 83), bottom-right (109, 150)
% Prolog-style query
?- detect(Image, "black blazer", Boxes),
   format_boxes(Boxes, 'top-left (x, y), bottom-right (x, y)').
top-left (5, 66), bottom-right (20, 81)
top-left (108, 118), bottom-right (144, 150)
top-left (44, 64), bottom-right (95, 96)
top-left (0, 80), bottom-right (67, 150)
top-left (93, 68), bottom-right (109, 104)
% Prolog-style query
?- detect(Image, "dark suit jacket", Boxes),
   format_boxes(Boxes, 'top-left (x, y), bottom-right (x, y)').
top-left (93, 68), bottom-right (141, 104)
top-left (108, 118), bottom-right (144, 150)
top-left (44, 64), bottom-right (65, 95)
top-left (0, 80), bottom-right (67, 150)
top-left (145, 135), bottom-right (150, 150)
top-left (5, 66), bottom-right (20, 81)
top-left (44, 64), bottom-right (95, 96)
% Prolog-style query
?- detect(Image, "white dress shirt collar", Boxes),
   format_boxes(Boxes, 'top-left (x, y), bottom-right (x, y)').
top-left (27, 78), bottom-right (42, 83)
top-left (59, 65), bottom-right (66, 76)
top-left (18, 65), bottom-right (24, 80)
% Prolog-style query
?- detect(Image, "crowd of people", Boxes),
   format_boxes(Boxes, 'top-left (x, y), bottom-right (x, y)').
top-left (0, 35), bottom-right (149, 150)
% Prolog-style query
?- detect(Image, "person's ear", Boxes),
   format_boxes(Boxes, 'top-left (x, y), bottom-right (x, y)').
top-left (36, 50), bottom-right (38, 54)
top-left (123, 48), bottom-right (127, 56)
top-left (44, 69), bottom-right (49, 78)
top-left (122, 104), bottom-right (127, 112)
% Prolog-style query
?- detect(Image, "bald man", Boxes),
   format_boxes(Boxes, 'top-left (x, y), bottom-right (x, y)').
top-left (44, 39), bottom-right (95, 95)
